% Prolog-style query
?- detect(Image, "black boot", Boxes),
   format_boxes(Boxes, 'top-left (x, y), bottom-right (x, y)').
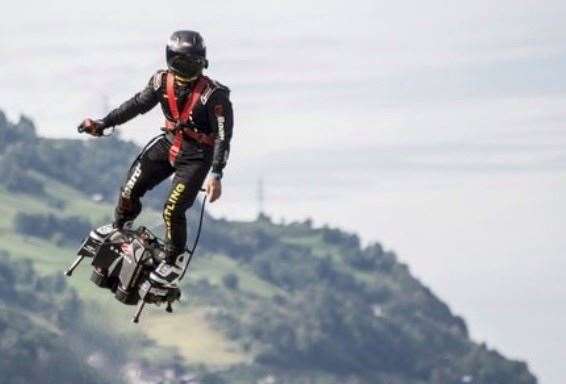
top-left (112, 220), bottom-right (133, 233)
top-left (149, 245), bottom-right (185, 286)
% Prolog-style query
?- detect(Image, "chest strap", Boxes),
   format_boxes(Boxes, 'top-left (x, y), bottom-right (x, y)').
top-left (165, 73), bottom-right (214, 165)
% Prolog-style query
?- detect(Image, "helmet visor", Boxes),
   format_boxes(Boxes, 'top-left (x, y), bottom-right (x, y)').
top-left (168, 55), bottom-right (206, 79)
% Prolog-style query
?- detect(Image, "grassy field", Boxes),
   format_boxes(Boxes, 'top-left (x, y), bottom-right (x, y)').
top-left (189, 253), bottom-right (284, 299)
top-left (141, 307), bottom-right (252, 366)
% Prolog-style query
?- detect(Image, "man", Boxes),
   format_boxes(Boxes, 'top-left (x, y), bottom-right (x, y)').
top-left (78, 30), bottom-right (233, 286)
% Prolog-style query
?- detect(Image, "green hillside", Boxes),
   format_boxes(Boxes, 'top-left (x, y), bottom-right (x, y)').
top-left (0, 252), bottom-right (117, 384)
top-left (0, 111), bottom-right (538, 383)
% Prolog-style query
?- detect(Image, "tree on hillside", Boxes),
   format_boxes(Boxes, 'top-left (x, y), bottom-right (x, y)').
top-left (14, 213), bottom-right (91, 245)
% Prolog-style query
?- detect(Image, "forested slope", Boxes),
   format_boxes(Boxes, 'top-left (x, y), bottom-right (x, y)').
top-left (0, 254), bottom-right (112, 384)
top-left (0, 111), bottom-right (538, 384)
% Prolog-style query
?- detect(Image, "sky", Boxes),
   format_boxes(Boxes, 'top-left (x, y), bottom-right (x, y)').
top-left (1, 0), bottom-right (565, 382)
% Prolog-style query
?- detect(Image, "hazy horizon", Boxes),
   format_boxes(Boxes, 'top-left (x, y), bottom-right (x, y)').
top-left (1, 1), bottom-right (565, 382)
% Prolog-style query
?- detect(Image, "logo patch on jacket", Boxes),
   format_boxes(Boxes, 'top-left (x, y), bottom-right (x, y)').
top-left (153, 71), bottom-right (165, 91)
top-left (200, 84), bottom-right (215, 104)
top-left (215, 104), bottom-right (226, 140)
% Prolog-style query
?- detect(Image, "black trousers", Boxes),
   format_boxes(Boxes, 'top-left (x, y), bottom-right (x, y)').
top-left (115, 134), bottom-right (212, 256)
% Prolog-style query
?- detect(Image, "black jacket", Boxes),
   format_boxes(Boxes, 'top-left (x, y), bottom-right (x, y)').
top-left (102, 70), bottom-right (233, 175)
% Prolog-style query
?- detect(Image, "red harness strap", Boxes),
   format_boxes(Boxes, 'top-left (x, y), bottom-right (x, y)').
top-left (165, 73), bottom-right (211, 165)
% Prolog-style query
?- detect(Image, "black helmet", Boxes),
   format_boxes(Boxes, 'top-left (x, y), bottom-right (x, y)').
top-left (166, 30), bottom-right (208, 80)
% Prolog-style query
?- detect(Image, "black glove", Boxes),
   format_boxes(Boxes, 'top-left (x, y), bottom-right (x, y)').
top-left (78, 118), bottom-right (106, 136)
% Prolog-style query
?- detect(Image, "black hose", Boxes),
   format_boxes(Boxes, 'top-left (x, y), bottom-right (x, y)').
top-left (179, 190), bottom-right (207, 281)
